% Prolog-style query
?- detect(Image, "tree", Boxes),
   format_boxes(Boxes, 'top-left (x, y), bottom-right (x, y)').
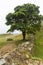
top-left (6, 3), bottom-right (43, 40)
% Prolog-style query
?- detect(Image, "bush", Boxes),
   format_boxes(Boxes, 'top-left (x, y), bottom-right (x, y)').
top-left (7, 38), bottom-right (13, 41)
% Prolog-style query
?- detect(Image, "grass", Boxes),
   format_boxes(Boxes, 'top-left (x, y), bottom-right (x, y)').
top-left (0, 34), bottom-right (23, 48)
top-left (0, 33), bottom-right (29, 48)
top-left (32, 26), bottom-right (43, 60)
top-left (33, 45), bottom-right (43, 59)
top-left (35, 27), bottom-right (43, 45)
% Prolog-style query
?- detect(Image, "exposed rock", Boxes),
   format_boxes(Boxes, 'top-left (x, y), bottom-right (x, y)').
top-left (0, 41), bottom-right (43, 65)
top-left (0, 59), bottom-right (6, 65)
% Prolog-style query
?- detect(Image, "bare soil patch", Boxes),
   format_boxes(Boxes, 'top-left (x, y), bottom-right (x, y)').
top-left (0, 43), bottom-right (16, 56)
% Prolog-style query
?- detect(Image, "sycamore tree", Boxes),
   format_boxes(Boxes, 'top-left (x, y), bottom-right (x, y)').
top-left (6, 3), bottom-right (43, 40)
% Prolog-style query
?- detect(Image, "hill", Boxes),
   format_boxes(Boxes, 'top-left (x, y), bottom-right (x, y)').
top-left (0, 26), bottom-right (43, 63)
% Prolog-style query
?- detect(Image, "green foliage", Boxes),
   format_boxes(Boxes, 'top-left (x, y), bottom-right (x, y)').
top-left (6, 3), bottom-right (43, 40)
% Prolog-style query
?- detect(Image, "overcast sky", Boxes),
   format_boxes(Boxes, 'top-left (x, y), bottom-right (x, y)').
top-left (0, 0), bottom-right (43, 34)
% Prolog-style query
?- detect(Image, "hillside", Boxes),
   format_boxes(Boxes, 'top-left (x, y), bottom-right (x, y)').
top-left (0, 26), bottom-right (43, 65)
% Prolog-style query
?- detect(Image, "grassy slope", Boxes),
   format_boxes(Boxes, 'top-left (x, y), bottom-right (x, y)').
top-left (0, 33), bottom-right (28, 48)
top-left (0, 34), bottom-right (12, 48)
top-left (0, 34), bottom-right (23, 48)
top-left (33, 26), bottom-right (43, 59)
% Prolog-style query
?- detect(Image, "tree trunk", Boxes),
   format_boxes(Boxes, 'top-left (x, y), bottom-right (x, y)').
top-left (22, 31), bottom-right (26, 40)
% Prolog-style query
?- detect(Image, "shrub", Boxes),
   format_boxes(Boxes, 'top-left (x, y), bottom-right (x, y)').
top-left (7, 38), bottom-right (13, 41)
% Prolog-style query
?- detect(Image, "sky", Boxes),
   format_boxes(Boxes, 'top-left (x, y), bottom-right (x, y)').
top-left (0, 0), bottom-right (43, 34)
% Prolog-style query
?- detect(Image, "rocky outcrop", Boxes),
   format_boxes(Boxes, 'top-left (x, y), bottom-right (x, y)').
top-left (0, 41), bottom-right (43, 65)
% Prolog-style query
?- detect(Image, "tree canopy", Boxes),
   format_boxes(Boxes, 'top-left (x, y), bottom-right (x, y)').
top-left (6, 3), bottom-right (43, 40)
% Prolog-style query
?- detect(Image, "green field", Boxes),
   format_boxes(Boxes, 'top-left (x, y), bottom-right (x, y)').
top-left (0, 26), bottom-right (43, 60)
top-left (0, 34), bottom-right (23, 48)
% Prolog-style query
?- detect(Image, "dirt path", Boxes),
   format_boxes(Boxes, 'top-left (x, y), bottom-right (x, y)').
top-left (0, 43), bottom-right (16, 57)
